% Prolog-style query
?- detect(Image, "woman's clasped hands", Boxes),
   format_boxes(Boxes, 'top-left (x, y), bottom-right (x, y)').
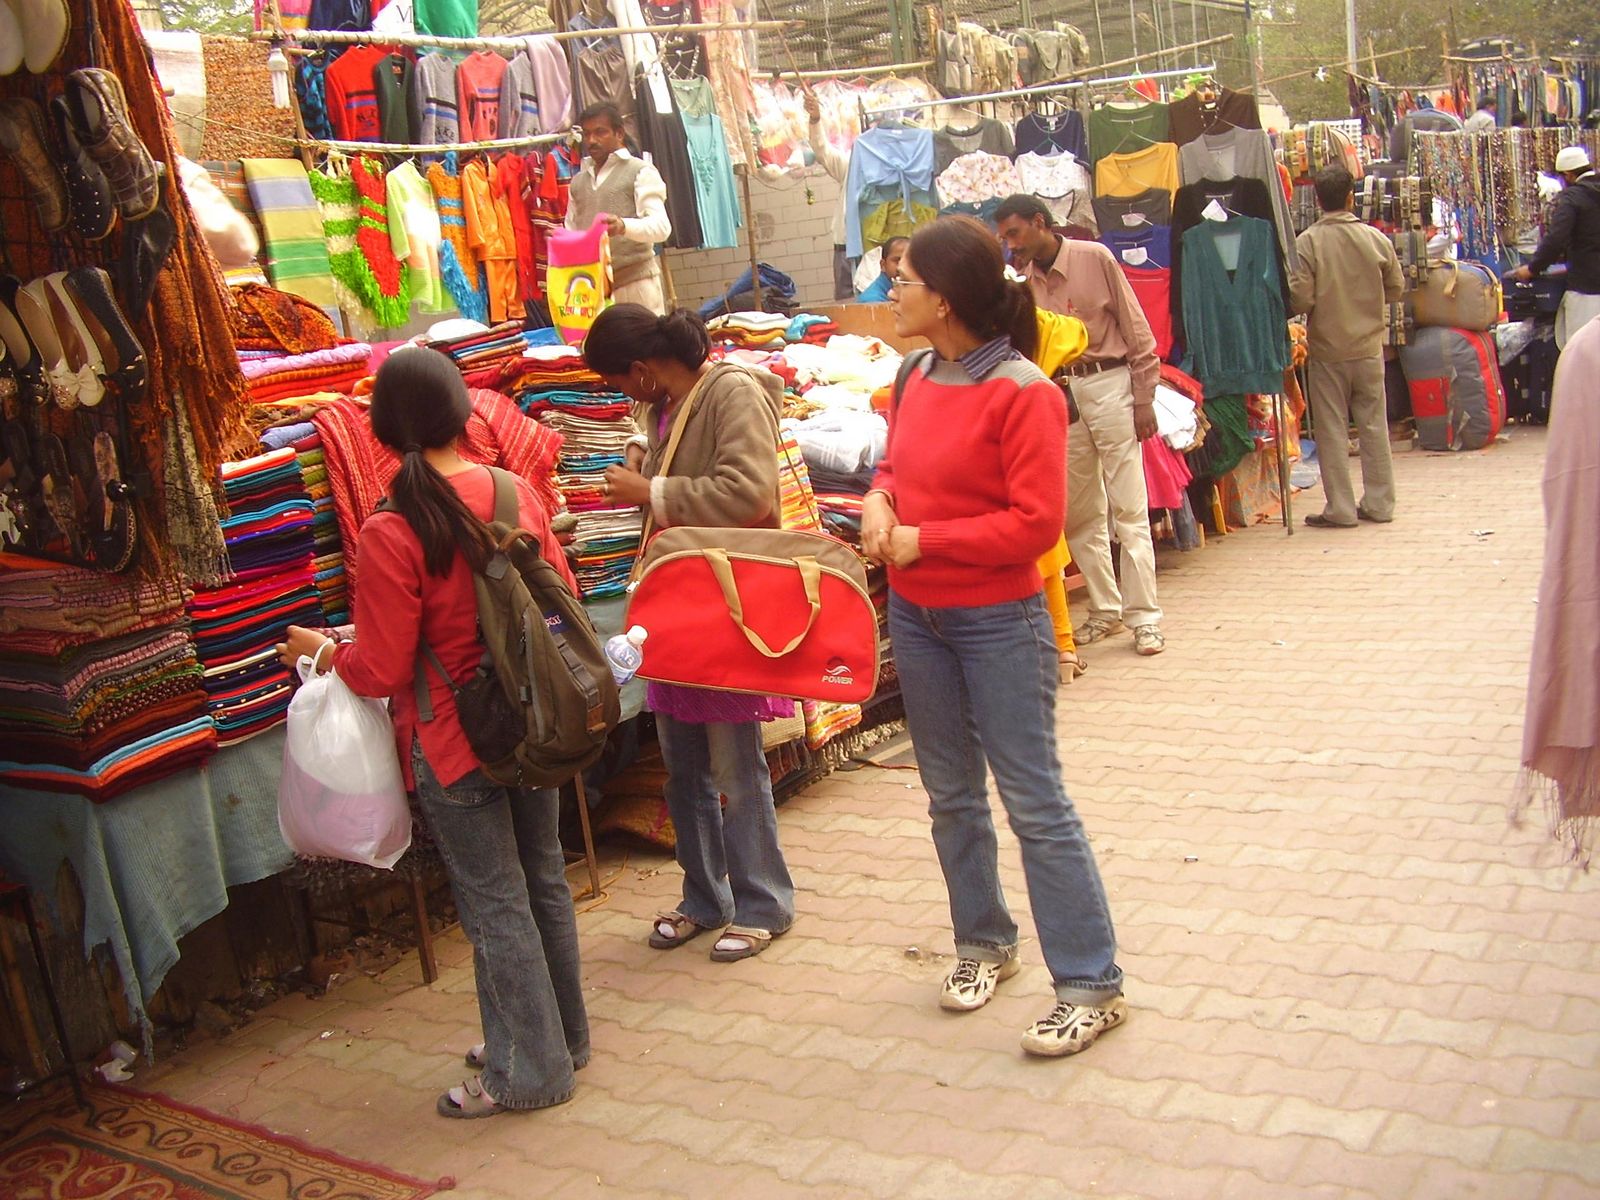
top-left (861, 492), bottom-right (921, 569)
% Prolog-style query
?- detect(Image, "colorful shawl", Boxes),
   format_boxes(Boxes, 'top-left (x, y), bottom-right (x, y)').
top-left (240, 159), bottom-right (340, 310)
top-left (351, 156), bottom-right (411, 329)
top-left (1517, 319), bottom-right (1600, 864)
top-left (307, 166), bottom-right (378, 340)
top-left (427, 156), bottom-right (489, 323)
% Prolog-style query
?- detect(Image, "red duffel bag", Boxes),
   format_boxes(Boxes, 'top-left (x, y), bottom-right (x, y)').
top-left (624, 525), bottom-right (880, 703)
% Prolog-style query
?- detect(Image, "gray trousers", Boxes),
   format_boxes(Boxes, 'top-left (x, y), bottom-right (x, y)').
top-left (1308, 355), bottom-right (1394, 524)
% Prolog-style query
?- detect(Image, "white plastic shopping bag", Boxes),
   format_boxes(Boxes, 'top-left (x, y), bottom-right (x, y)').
top-left (278, 656), bottom-right (411, 868)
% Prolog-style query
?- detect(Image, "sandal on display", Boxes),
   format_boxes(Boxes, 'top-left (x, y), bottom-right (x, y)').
top-left (0, 98), bottom-right (70, 233)
top-left (49, 95), bottom-right (116, 242)
top-left (65, 68), bottom-right (160, 220)
top-left (648, 910), bottom-right (710, 950)
top-left (66, 267), bottom-right (145, 397)
top-left (117, 207), bottom-right (176, 318)
top-left (435, 1077), bottom-right (503, 1120)
top-left (16, 0), bottom-right (69, 75)
top-left (709, 925), bottom-right (780, 963)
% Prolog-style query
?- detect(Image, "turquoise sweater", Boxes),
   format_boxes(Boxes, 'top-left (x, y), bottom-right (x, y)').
top-left (1179, 216), bottom-right (1289, 397)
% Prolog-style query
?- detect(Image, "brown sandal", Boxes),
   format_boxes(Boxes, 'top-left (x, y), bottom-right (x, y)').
top-left (648, 910), bottom-right (709, 949)
top-left (709, 925), bottom-right (778, 963)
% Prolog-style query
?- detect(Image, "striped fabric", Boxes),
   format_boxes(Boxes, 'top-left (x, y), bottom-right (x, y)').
top-left (240, 159), bottom-right (339, 309)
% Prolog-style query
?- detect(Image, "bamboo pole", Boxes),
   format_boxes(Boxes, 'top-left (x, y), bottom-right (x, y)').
top-left (250, 20), bottom-right (799, 53)
top-left (1034, 33), bottom-right (1233, 87)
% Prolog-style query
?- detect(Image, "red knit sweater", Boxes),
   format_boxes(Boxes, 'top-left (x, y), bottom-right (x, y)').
top-left (871, 356), bottom-right (1067, 608)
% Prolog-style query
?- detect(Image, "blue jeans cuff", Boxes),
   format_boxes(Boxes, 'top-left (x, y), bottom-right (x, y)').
top-left (954, 941), bottom-right (1018, 965)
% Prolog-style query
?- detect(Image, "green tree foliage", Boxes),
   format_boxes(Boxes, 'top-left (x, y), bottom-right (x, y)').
top-left (1260, 0), bottom-right (1595, 123)
top-left (159, 0), bottom-right (252, 33)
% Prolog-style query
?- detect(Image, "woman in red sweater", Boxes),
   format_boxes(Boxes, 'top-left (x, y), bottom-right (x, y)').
top-left (862, 216), bottom-right (1125, 1057)
top-left (277, 348), bottom-right (587, 1118)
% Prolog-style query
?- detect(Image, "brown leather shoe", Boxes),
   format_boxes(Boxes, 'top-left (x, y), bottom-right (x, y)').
top-left (64, 68), bottom-right (159, 220)
top-left (50, 95), bottom-right (115, 241)
top-left (0, 98), bottom-right (69, 232)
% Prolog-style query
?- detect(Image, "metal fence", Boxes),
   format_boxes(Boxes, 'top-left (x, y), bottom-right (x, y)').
top-left (756, 0), bottom-right (1253, 89)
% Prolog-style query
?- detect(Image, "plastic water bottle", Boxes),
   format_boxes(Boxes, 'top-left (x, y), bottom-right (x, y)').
top-left (603, 625), bottom-right (648, 685)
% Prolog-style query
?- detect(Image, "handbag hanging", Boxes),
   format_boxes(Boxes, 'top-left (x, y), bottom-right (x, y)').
top-left (623, 368), bottom-right (880, 703)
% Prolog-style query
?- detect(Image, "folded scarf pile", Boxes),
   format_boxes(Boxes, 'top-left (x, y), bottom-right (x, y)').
top-left (0, 568), bottom-right (215, 800)
top-left (186, 447), bottom-right (323, 745)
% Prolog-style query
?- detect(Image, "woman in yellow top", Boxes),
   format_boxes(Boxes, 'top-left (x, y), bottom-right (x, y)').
top-left (1033, 307), bottom-right (1089, 682)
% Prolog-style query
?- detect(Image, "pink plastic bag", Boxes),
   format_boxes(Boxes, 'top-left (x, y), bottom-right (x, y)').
top-left (278, 657), bottom-right (411, 868)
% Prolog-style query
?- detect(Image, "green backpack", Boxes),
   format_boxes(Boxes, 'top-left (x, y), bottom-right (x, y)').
top-left (410, 467), bottom-right (619, 788)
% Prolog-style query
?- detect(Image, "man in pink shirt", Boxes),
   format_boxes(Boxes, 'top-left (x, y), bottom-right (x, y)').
top-left (997, 194), bottom-right (1167, 657)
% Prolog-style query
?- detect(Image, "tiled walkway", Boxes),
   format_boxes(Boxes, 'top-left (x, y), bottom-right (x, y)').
top-left (139, 427), bottom-right (1600, 1199)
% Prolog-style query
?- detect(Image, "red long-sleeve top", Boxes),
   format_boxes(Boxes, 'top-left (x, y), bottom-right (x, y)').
top-left (332, 465), bottom-right (563, 789)
top-left (871, 356), bottom-right (1067, 608)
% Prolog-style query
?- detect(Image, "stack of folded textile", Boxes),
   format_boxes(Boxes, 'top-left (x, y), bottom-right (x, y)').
top-left (506, 347), bottom-right (641, 600)
top-left (784, 314), bottom-right (839, 344)
top-left (0, 569), bottom-right (215, 801)
top-left (261, 421), bottom-right (349, 626)
top-left (707, 311), bottom-right (793, 350)
top-left (241, 341), bottom-right (372, 405)
top-left (430, 321), bottom-right (542, 390)
top-left (186, 448), bottom-right (324, 745)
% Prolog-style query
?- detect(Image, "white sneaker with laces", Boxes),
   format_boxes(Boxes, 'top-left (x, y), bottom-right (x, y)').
top-left (1021, 996), bottom-right (1127, 1057)
top-left (939, 955), bottom-right (1021, 1012)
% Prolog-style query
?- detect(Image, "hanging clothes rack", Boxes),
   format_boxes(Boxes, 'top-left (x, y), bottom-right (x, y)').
top-left (779, 61), bottom-right (935, 81)
top-left (313, 131), bottom-right (569, 155)
top-left (250, 21), bottom-right (797, 54)
top-left (859, 62), bottom-right (1218, 125)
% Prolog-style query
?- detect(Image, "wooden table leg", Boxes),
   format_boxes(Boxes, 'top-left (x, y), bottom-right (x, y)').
top-left (408, 876), bottom-right (437, 985)
top-left (572, 776), bottom-right (602, 901)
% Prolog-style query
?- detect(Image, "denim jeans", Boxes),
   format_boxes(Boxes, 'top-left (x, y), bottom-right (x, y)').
top-left (889, 592), bottom-right (1123, 1006)
top-left (411, 742), bottom-right (589, 1108)
top-left (657, 716), bottom-right (795, 934)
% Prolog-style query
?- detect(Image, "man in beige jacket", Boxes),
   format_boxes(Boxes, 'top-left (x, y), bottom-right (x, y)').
top-left (1290, 166), bottom-right (1404, 528)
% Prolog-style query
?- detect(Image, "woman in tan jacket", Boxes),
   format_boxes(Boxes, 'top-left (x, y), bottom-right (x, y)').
top-left (586, 305), bottom-right (797, 962)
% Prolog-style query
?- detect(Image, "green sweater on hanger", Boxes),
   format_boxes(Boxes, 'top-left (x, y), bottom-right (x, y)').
top-left (415, 0), bottom-right (478, 38)
top-left (1179, 215), bottom-right (1289, 398)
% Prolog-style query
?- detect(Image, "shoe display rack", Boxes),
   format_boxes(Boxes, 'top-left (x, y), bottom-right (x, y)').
top-left (0, 1), bottom-right (163, 572)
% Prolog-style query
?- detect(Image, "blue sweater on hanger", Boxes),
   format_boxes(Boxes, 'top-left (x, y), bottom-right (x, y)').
top-left (1179, 216), bottom-right (1289, 397)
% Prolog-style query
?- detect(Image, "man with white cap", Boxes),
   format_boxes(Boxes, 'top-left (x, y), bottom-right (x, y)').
top-left (1513, 146), bottom-right (1600, 348)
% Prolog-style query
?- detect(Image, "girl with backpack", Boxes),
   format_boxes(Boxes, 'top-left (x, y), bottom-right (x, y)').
top-left (584, 305), bottom-right (797, 963)
top-left (277, 347), bottom-right (587, 1118)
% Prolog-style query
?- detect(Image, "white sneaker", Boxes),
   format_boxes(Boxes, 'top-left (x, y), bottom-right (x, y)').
top-left (939, 955), bottom-right (1020, 1012)
top-left (1021, 996), bottom-right (1127, 1057)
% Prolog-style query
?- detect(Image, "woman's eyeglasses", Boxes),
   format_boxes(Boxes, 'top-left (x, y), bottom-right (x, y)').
top-left (889, 277), bottom-right (929, 291)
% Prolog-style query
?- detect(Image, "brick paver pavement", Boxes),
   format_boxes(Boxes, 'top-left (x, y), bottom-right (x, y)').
top-left (138, 427), bottom-right (1600, 1199)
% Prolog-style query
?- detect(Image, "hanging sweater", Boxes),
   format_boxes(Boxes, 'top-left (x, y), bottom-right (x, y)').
top-left (499, 51), bottom-right (540, 139)
top-left (414, 0), bottom-right (476, 37)
top-left (427, 158), bottom-right (487, 322)
top-left (352, 156), bottom-right (412, 327)
top-left (409, 51), bottom-right (460, 145)
top-left (456, 51), bottom-right (509, 143)
top-left (1178, 215), bottom-right (1290, 397)
top-left (386, 161), bottom-right (445, 312)
top-left (870, 353), bottom-right (1066, 609)
top-left (325, 44), bottom-right (388, 141)
top-left (372, 52), bottom-right (416, 145)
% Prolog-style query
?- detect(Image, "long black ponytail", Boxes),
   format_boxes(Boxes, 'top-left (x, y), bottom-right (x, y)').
top-left (369, 347), bottom-right (492, 577)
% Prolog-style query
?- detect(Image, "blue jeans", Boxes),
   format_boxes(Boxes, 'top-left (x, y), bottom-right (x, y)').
top-left (889, 592), bottom-right (1123, 1006)
top-left (411, 743), bottom-right (588, 1108)
top-left (657, 716), bottom-right (795, 933)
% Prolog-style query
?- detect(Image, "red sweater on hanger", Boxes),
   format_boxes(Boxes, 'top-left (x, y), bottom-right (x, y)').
top-left (325, 44), bottom-right (390, 141)
top-left (456, 51), bottom-right (510, 143)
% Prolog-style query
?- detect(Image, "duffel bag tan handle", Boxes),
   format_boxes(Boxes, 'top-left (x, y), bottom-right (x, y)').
top-left (704, 549), bottom-right (822, 658)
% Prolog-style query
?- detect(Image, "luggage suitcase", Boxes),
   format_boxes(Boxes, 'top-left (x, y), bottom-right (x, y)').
top-left (1398, 327), bottom-right (1506, 450)
top-left (1408, 260), bottom-right (1502, 332)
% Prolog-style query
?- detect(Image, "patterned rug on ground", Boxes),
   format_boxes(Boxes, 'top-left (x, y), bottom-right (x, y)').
top-left (0, 1084), bottom-right (453, 1200)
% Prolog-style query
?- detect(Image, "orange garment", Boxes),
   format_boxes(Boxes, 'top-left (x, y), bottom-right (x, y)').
top-left (462, 158), bottom-right (520, 324)
top-left (1277, 161), bottom-right (1292, 203)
